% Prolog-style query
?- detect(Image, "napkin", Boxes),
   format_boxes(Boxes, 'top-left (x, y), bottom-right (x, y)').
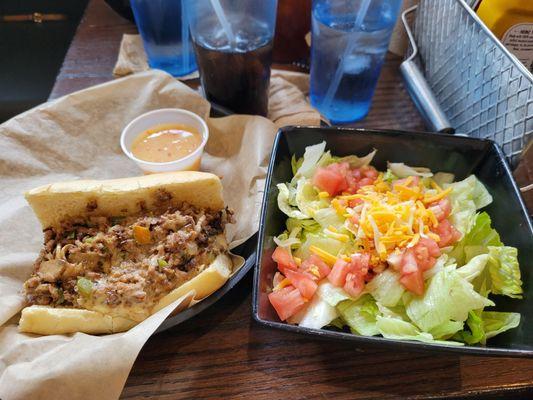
top-left (113, 34), bottom-right (321, 128)
top-left (0, 69), bottom-right (314, 400)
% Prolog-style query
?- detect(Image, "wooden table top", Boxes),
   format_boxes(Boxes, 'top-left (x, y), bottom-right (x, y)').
top-left (50, 1), bottom-right (533, 399)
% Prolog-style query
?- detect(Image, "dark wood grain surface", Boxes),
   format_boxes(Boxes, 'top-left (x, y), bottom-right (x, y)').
top-left (50, 1), bottom-right (533, 399)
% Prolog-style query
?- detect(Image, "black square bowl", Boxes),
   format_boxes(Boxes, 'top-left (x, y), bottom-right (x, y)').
top-left (253, 126), bottom-right (533, 357)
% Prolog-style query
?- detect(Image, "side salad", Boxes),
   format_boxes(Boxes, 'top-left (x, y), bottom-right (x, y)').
top-left (268, 142), bottom-right (523, 345)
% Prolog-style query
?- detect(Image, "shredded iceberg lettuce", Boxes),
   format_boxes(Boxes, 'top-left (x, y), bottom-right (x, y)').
top-left (295, 233), bottom-right (347, 259)
top-left (456, 254), bottom-right (489, 282)
top-left (487, 246), bottom-right (523, 298)
top-left (376, 316), bottom-right (464, 345)
top-left (337, 295), bottom-right (380, 336)
top-left (449, 212), bottom-right (522, 299)
top-left (405, 268), bottom-right (494, 332)
top-left (317, 281), bottom-right (351, 307)
top-left (272, 144), bottom-right (523, 346)
top-left (291, 154), bottom-right (303, 175)
top-left (294, 141), bottom-right (326, 178)
top-left (337, 149), bottom-right (377, 168)
top-left (450, 212), bottom-right (502, 264)
top-left (445, 176), bottom-right (493, 236)
top-left (277, 183), bottom-right (309, 219)
top-left (294, 178), bottom-right (329, 216)
top-left (382, 169), bottom-right (398, 182)
top-left (366, 269), bottom-right (404, 307)
top-left (313, 208), bottom-right (345, 231)
top-left (433, 172), bottom-right (455, 186)
top-left (388, 162), bottom-right (433, 178)
top-left (429, 320), bottom-right (464, 340)
top-left (453, 311), bottom-right (520, 344)
top-left (298, 295), bottom-right (339, 329)
top-left (273, 234), bottom-right (300, 249)
top-left (482, 311), bottom-right (521, 340)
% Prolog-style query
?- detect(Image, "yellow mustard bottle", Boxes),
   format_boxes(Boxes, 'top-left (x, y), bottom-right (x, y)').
top-left (476, 0), bottom-right (533, 72)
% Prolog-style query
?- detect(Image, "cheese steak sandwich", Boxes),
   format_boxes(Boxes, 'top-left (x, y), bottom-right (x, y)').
top-left (20, 171), bottom-right (234, 335)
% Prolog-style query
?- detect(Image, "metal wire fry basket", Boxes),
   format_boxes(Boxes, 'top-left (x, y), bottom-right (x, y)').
top-left (403, 0), bottom-right (533, 166)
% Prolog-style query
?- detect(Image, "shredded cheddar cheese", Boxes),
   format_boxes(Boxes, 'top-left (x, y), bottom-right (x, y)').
top-left (423, 187), bottom-right (453, 204)
top-left (303, 170), bottom-right (455, 270)
top-left (273, 278), bottom-right (291, 292)
top-left (309, 245), bottom-right (338, 266)
top-left (317, 174), bottom-right (454, 264)
top-left (309, 265), bottom-right (321, 278)
top-left (430, 179), bottom-right (443, 192)
top-left (331, 199), bottom-right (346, 215)
top-left (325, 230), bottom-right (350, 242)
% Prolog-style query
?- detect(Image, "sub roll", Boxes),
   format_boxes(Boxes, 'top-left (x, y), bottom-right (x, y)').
top-left (20, 171), bottom-right (234, 335)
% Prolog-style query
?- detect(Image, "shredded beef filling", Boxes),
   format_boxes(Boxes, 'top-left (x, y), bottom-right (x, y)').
top-left (23, 204), bottom-right (233, 314)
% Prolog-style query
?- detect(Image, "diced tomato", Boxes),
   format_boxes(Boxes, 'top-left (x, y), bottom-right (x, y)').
top-left (348, 198), bottom-right (363, 208)
top-left (285, 269), bottom-right (318, 299)
top-left (428, 197), bottom-right (452, 221)
top-left (359, 177), bottom-right (375, 187)
top-left (268, 285), bottom-right (306, 321)
top-left (362, 166), bottom-right (379, 179)
top-left (272, 246), bottom-right (297, 275)
top-left (344, 272), bottom-right (365, 298)
top-left (418, 237), bottom-right (441, 258)
top-left (272, 272), bottom-right (285, 288)
top-left (387, 252), bottom-right (403, 271)
top-left (328, 253), bottom-right (369, 288)
top-left (328, 259), bottom-right (350, 287)
top-left (301, 254), bottom-right (331, 280)
top-left (400, 269), bottom-right (425, 296)
top-left (399, 237), bottom-right (441, 295)
top-left (401, 249), bottom-right (419, 274)
top-left (312, 163), bottom-right (378, 196)
top-left (395, 176), bottom-right (420, 187)
top-left (350, 253), bottom-right (370, 273)
top-left (312, 164), bottom-right (348, 196)
top-left (434, 219), bottom-right (462, 247)
top-left (399, 249), bottom-right (425, 295)
top-left (410, 237), bottom-right (440, 271)
top-left (344, 166), bottom-right (378, 194)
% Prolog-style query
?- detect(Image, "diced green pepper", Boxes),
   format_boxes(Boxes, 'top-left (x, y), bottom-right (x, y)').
top-left (67, 231), bottom-right (76, 239)
top-left (110, 216), bottom-right (125, 226)
top-left (157, 259), bottom-right (168, 270)
top-left (57, 288), bottom-right (65, 304)
top-left (77, 277), bottom-right (93, 297)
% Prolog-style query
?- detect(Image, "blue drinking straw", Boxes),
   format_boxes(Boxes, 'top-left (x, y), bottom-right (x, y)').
top-left (181, 0), bottom-right (190, 72)
top-left (321, 0), bottom-right (372, 113)
top-left (209, 0), bottom-right (236, 49)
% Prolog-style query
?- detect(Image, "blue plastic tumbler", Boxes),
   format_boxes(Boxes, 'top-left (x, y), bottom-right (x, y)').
top-left (310, 0), bottom-right (402, 123)
top-left (131, 0), bottom-right (197, 77)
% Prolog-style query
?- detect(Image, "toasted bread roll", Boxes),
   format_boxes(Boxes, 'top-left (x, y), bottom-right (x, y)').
top-left (20, 172), bottom-right (233, 335)
top-left (25, 171), bottom-right (224, 229)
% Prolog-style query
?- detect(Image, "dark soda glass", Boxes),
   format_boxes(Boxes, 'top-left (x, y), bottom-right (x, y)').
top-left (187, 0), bottom-right (277, 116)
top-left (193, 40), bottom-right (273, 116)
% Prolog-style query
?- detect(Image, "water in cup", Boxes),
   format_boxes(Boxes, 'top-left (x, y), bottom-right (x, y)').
top-left (131, 0), bottom-right (197, 77)
top-left (310, 0), bottom-right (402, 124)
top-left (187, 0), bottom-right (278, 116)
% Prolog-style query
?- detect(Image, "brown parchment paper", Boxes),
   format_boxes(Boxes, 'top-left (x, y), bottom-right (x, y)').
top-left (0, 69), bottom-right (315, 399)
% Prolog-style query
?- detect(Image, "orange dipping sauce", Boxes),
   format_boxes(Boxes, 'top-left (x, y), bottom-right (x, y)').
top-left (131, 123), bottom-right (202, 163)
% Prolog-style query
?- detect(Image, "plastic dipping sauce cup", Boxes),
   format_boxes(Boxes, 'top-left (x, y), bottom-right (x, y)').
top-left (121, 109), bottom-right (209, 174)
